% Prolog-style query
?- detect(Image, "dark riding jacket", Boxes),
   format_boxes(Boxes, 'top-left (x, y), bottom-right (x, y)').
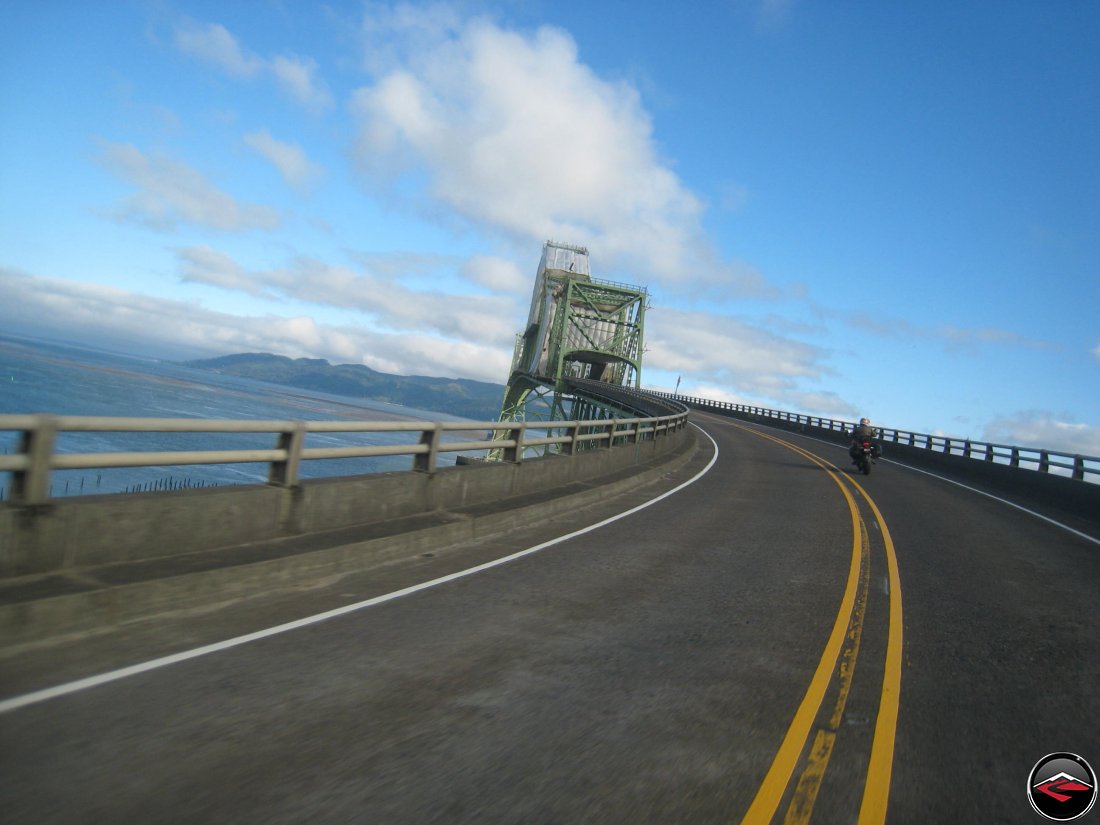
top-left (852, 423), bottom-right (875, 441)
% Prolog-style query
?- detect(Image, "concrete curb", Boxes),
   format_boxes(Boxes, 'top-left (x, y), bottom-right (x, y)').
top-left (0, 430), bottom-right (702, 648)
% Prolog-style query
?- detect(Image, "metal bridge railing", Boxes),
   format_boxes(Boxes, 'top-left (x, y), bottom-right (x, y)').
top-left (650, 392), bottom-right (1099, 483)
top-left (0, 409), bottom-right (690, 506)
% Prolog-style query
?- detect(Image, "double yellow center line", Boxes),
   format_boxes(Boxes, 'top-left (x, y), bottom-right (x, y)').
top-left (783, 512), bottom-right (872, 825)
top-left (731, 425), bottom-right (904, 825)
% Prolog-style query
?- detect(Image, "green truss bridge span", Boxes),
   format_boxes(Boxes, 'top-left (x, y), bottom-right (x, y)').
top-left (492, 241), bottom-right (652, 458)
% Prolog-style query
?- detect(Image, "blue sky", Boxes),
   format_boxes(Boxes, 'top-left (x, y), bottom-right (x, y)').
top-left (2, 1), bottom-right (1098, 453)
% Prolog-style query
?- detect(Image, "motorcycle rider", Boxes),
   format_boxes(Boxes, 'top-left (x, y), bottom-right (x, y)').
top-left (849, 417), bottom-right (881, 465)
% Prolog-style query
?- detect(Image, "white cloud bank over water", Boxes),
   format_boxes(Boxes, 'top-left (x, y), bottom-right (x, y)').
top-left (0, 268), bottom-right (511, 382)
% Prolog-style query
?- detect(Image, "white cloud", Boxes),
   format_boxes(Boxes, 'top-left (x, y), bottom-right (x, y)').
top-left (718, 181), bottom-right (751, 212)
top-left (1091, 342), bottom-right (1100, 362)
top-left (783, 391), bottom-right (859, 421)
top-left (173, 21), bottom-right (333, 112)
top-left (936, 324), bottom-right (1054, 353)
top-left (645, 307), bottom-right (832, 400)
top-left (95, 141), bottom-right (280, 232)
top-left (178, 246), bottom-right (276, 298)
top-left (243, 130), bottom-right (324, 194)
top-left (0, 267), bottom-right (510, 383)
top-left (174, 21), bottom-right (264, 78)
top-left (378, 332), bottom-right (510, 381)
top-left (350, 249), bottom-right (452, 281)
top-left (174, 248), bottom-right (521, 346)
top-left (349, 9), bottom-right (770, 294)
top-left (679, 384), bottom-right (751, 405)
top-left (461, 255), bottom-right (527, 294)
top-left (656, 381), bottom-right (856, 421)
top-left (981, 411), bottom-right (1100, 458)
top-left (268, 54), bottom-right (335, 112)
top-left (839, 309), bottom-right (1054, 353)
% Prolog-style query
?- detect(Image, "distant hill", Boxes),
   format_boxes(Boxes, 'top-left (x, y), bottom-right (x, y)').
top-left (183, 353), bottom-right (505, 421)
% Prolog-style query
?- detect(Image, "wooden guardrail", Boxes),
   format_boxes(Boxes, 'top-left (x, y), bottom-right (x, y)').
top-left (0, 408), bottom-right (690, 506)
top-left (651, 392), bottom-right (1099, 483)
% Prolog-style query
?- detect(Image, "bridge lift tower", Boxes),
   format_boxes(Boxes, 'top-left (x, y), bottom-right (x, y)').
top-left (493, 240), bottom-right (649, 457)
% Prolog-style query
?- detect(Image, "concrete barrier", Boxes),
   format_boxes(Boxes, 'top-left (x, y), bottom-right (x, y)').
top-left (0, 426), bottom-right (700, 647)
top-left (868, 440), bottom-right (1100, 526)
top-left (0, 425), bottom-right (691, 578)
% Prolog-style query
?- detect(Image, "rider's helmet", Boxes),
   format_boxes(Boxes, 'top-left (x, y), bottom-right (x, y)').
top-left (860, 417), bottom-right (870, 426)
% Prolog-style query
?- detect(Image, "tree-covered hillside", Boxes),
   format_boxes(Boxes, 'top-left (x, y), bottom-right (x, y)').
top-left (184, 353), bottom-right (505, 421)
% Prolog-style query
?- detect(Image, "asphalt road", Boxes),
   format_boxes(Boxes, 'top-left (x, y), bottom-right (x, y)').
top-left (2, 413), bottom-right (1098, 824)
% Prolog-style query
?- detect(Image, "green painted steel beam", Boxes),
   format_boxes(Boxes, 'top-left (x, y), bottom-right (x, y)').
top-left (490, 241), bottom-right (649, 459)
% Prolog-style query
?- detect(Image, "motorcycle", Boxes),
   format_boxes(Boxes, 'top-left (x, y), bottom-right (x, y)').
top-left (854, 440), bottom-right (875, 475)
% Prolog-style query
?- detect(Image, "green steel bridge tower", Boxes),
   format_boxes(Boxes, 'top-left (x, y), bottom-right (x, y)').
top-left (493, 241), bottom-right (649, 457)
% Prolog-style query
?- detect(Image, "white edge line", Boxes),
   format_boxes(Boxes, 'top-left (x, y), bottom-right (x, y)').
top-left (711, 414), bottom-right (1100, 548)
top-left (0, 426), bottom-right (720, 715)
top-left (880, 458), bottom-right (1100, 546)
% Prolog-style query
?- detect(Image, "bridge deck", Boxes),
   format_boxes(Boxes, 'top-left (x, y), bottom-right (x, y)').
top-left (2, 415), bottom-right (1097, 824)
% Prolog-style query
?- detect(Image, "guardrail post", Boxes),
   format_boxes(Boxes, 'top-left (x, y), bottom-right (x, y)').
top-left (269, 421), bottom-right (306, 487)
top-left (414, 423), bottom-right (442, 473)
top-left (1010, 446), bottom-right (1020, 467)
top-left (1073, 455), bottom-right (1085, 481)
top-left (1038, 450), bottom-right (1050, 473)
top-left (502, 423), bottom-right (524, 463)
top-left (13, 414), bottom-right (57, 506)
top-left (606, 418), bottom-right (617, 448)
top-left (563, 423), bottom-right (579, 455)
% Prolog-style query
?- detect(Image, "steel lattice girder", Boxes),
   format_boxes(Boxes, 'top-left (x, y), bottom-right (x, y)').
top-left (546, 278), bottom-right (645, 390)
top-left (489, 241), bottom-right (649, 459)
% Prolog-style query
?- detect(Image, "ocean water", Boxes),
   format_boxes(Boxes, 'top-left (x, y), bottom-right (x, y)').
top-left (0, 335), bottom-right (491, 499)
